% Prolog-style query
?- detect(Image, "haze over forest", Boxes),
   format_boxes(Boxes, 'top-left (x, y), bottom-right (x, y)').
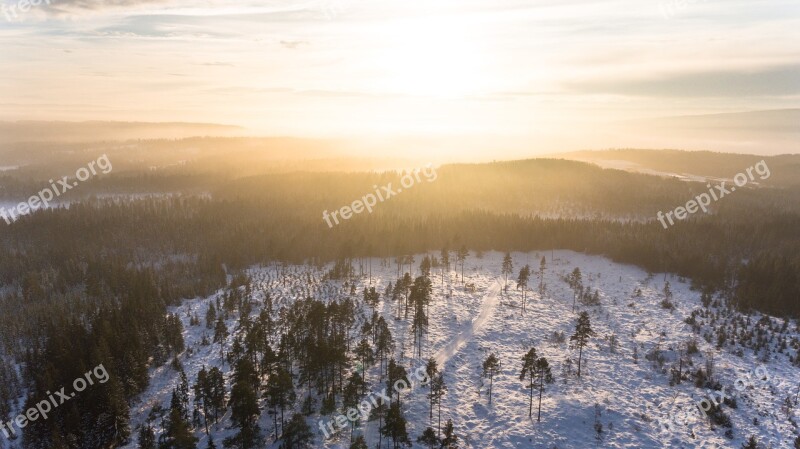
top-left (1, 1), bottom-right (798, 449)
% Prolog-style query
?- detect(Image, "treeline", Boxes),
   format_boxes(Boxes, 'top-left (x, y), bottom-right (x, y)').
top-left (0, 157), bottom-right (798, 447)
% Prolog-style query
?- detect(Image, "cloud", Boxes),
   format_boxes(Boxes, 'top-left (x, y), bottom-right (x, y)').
top-left (565, 64), bottom-right (800, 98)
top-left (280, 40), bottom-right (308, 49)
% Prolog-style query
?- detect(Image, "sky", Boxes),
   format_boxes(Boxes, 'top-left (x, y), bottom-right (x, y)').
top-left (0, 0), bottom-right (798, 155)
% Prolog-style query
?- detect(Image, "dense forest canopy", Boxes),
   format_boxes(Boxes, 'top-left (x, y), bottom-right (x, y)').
top-left (0, 148), bottom-right (797, 448)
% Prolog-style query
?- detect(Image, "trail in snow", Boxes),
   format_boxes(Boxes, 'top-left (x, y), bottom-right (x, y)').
top-left (434, 279), bottom-right (501, 367)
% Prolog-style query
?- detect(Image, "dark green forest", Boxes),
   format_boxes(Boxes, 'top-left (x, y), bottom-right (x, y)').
top-left (0, 154), bottom-right (798, 448)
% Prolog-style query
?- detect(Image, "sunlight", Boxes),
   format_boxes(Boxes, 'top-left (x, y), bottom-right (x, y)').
top-left (370, 16), bottom-right (488, 98)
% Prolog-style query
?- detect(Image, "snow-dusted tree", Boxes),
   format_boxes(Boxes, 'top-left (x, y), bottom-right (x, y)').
top-left (213, 317), bottom-right (228, 360)
top-left (501, 253), bottom-right (514, 289)
top-left (137, 423), bottom-right (156, 449)
top-left (430, 372), bottom-right (448, 436)
top-left (420, 256), bottom-right (432, 278)
top-left (342, 372), bottom-right (366, 441)
top-left (381, 402), bottom-right (411, 449)
top-left (517, 265), bottom-right (531, 312)
top-left (457, 246), bottom-right (468, 283)
top-left (441, 419), bottom-right (459, 449)
top-left (440, 246), bottom-right (450, 286)
top-left (520, 347), bottom-right (554, 421)
top-left (160, 389), bottom-right (198, 449)
top-left (226, 359), bottom-right (263, 449)
top-left (279, 414), bottom-right (313, 449)
top-left (354, 337), bottom-right (374, 392)
top-left (482, 354), bottom-right (501, 404)
top-left (570, 312), bottom-right (596, 377)
top-left (417, 427), bottom-right (441, 449)
top-left (538, 256), bottom-right (546, 294)
top-left (568, 267), bottom-right (583, 312)
top-left (742, 435), bottom-right (758, 449)
top-left (264, 366), bottom-right (295, 439)
top-left (424, 358), bottom-right (440, 424)
top-left (349, 435), bottom-right (368, 449)
top-left (386, 359), bottom-right (409, 405)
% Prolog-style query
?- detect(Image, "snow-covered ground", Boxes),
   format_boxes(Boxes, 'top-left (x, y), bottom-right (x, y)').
top-left (122, 250), bottom-right (800, 449)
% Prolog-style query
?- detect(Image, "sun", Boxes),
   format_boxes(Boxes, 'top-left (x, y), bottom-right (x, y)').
top-left (369, 15), bottom-right (488, 98)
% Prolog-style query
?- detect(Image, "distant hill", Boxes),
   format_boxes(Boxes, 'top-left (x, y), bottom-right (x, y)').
top-left (553, 149), bottom-right (800, 188)
top-left (0, 120), bottom-right (245, 143)
top-left (592, 109), bottom-right (800, 156)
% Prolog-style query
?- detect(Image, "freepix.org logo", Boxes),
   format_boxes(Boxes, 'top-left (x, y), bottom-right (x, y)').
top-left (0, 154), bottom-right (113, 225)
top-left (322, 164), bottom-right (437, 228)
top-left (656, 160), bottom-right (770, 229)
top-left (2, 0), bottom-right (54, 22)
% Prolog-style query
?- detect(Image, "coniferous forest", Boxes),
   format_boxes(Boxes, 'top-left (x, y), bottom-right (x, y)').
top-left (0, 146), bottom-right (798, 449)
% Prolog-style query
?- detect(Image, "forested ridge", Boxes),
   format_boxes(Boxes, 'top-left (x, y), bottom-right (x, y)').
top-left (0, 156), bottom-right (797, 448)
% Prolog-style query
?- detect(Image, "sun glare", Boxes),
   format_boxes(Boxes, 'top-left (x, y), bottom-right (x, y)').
top-left (370, 16), bottom-right (487, 98)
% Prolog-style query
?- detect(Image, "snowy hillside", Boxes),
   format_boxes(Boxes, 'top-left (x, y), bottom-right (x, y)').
top-left (123, 251), bottom-right (800, 449)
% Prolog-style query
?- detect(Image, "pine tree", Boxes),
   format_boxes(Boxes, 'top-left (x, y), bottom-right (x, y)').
top-left (417, 427), bottom-right (440, 449)
top-left (570, 312), bottom-right (596, 377)
top-left (441, 419), bottom-right (458, 449)
top-left (424, 358), bottom-right (439, 424)
top-left (410, 276), bottom-right (432, 357)
top-left (178, 368), bottom-right (190, 421)
top-left (265, 366), bottom-right (295, 438)
top-left (520, 347), bottom-right (538, 419)
top-left (519, 349), bottom-right (553, 422)
top-left (363, 286), bottom-right (380, 315)
top-left (482, 354), bottom-right (500, 404)
top-left (429, 372), bottom-right (447, 437)
top-left (206, 303), bottom-right (217, 329)
top-left (538, 256), bottom-right (546, 294)
top-left (386, 359), bottom-right (409, 405)
top-left (456, 246), bottom-right (468, 284)
top-left (194, 366), bottom-right (210, 435)
top-left (381, 402), bottom-right (411, 449)
top-left (138, 423), bottom-right (156, 449)
top-left (568, 267), bottom-right (583, 313)
top-left (160, 389), bottom-right (198, 449)
top-left (375, 318), bottom-right (394, 377)
top-left (742, 435), bottom-right (758, 449)
top-left (354, 337), bottom-right (374, 393)
top-left (440, 246), bottom-right (450, 286)
top-left (207, 367), bottom-right (226, 423)
top-left (342, 372), bottom-right (366, 440)
top-left (214, 317), bottom-right (228, 360)
top-left (516, 265), bottom-right (531, 312)
top-left (225, 359), bottom-right (263, 449)
top-left (350, 435), bottom-right (368, 449)
top-left (420, 256), bottom-right (432, 278)
top-left (501, 253), bottom-right (514, 290)
top-left (279, 414), bottom-right (313, 449)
